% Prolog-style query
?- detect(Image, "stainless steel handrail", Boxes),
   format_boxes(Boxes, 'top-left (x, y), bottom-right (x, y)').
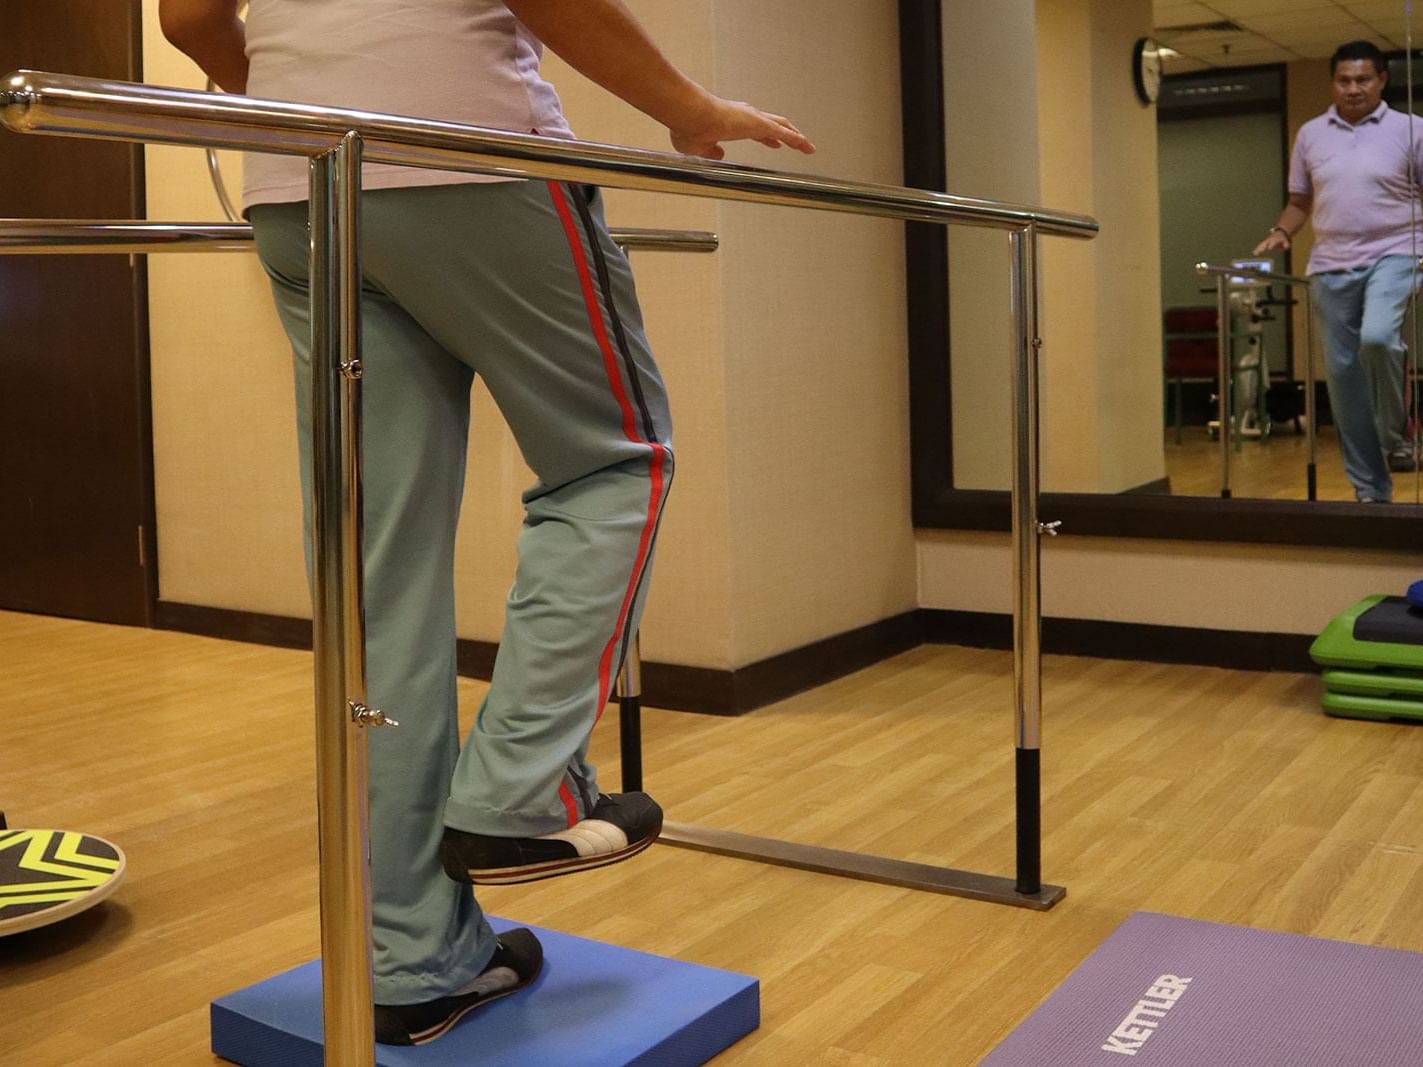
top-left (1196, 261), bottom-right (1319, 500)
top-left (0, 219), bottom-right (253, 252)
top-left (2, 69), bottom-right (1097, 1064)
top-left (0, 219), bottom-right (719, 255)
top-left (2, 71), bottom-right (1098, 239)
top-left (1196, 261), bottom-right (1309, 288)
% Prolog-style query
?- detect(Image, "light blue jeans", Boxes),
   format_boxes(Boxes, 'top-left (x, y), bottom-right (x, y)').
top-left (1311, 254), bottom-right (1415, 501)
top-left (250, 180), bottom-right (673, 1004)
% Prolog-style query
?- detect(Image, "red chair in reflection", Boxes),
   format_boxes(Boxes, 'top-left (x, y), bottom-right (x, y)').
top-left (1163, 305), bottom-right (1218, 444)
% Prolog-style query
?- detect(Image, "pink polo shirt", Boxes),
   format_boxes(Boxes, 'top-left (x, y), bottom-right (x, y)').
top-left (241, 0), bottom-right (575, 212)
top-left (1289, 102), bottom-right (1423, 274)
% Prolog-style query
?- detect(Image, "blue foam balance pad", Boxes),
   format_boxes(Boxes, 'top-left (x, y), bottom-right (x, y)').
top-left (211, 917), bottom-right (759, 1066)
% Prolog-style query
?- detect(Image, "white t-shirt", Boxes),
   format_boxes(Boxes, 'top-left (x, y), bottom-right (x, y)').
top-left (242, 0), bottom-right (575, 211)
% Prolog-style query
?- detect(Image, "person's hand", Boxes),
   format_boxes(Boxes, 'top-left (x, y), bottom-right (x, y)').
top-left (669, 97), bottom-right (816, 160)
top-left (1252, 228), bottom-right (1291, 256)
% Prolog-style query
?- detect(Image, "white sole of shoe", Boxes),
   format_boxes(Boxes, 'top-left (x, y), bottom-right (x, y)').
top-left (464, 833), bottom-right (658, 886)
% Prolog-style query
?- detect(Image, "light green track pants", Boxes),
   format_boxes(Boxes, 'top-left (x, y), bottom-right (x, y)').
top-left (250, 178), bottom-right (673, 1004)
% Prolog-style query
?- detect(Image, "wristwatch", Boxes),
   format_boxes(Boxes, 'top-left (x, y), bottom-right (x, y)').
top-left (1268, 225), bottom-right (1290, 238)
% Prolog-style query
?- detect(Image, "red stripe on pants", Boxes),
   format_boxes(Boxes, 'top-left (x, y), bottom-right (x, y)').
top-left (547, 181), bottom-right (665, 825)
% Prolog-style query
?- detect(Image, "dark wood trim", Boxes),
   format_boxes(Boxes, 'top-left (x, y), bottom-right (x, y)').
top-left (154, 601), bottom-right (314, 650)
top-left (454, 638), bottom-right (496, 681)
top-left (900, 0), bottom-right (954, 525)
top-left (898, 8), bottom-right (1423, 549)
top-left (456, 639), bottom-right (740, 713)
top-left (152, 601), bottom-right (921, 715)
top-left (0, 0), bottom-right (153, 627)
top-left (726, 611), bottom-right (925, 713)
top-left (921, 609), bottom-right (1315, 673)
top-left (915, 491), bottom-right (1423, 549)
top-left (1121, 477), bottom-right (1172, 496)
top-left (155, 599), bottom-right (1317, 721)
top-left (131, 3), bottom-right (158, 625)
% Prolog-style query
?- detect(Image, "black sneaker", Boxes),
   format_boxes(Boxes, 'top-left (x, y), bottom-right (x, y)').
top-left (373, 928), bottom-right (543, 1046)
top-left (440, 792), bottom-right (663, 886)
top-left (1388, 446), bottom-right (1419, 472)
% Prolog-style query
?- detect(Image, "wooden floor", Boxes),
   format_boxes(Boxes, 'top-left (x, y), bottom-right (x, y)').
top-left (4, 610), bottom-right (1423, 1064)
top-left (1164, 424), bottom-right (1423, 503)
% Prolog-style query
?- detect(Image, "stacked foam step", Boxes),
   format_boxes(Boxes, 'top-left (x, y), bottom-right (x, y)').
top-left (1310, 590), bottom-right (1423, 722)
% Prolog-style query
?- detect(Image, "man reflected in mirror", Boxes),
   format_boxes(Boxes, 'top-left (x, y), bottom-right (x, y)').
top-left (1255, 40), bottom-right (1420, 503)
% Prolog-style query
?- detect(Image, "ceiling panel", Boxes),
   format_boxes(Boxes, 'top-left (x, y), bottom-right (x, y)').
top-left (1227, 0), bottom-right (1337, 13)
top-left (1154, 2), bottom-right (1226, 25)
top-left (1340, 0), bottom-right (1409, 15)
top-left (1240, 11), bottom-right (1370, 33)
top-left (1156, 0), bottom-right (1417, 69)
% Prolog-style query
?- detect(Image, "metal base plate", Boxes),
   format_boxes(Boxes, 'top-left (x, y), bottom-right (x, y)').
top-left (659, 822), bottom-right (1065, 910)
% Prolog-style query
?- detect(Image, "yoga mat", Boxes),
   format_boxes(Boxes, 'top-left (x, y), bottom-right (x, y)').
top-left (983, 911), bottom-right (1423, 1065)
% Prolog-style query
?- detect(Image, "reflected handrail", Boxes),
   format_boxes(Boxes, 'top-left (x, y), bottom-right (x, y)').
top-left (1195, 260), bottom-right (1318, 499)
top-left (1196, 261), bottom-right (1309, 288)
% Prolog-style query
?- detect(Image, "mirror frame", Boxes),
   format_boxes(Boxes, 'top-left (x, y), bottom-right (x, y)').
top-left (898, 0), bottom-right (1418, 551)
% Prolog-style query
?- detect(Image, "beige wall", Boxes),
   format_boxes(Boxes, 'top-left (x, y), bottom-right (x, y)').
top-left (944, 0), bottom-right (1041, 492)
top-left (141, 4), bottom-right (309, 620)
top-left (141, 0), bottom-right (914, 670)
top-left (951, 0), bottom-right (1165, 494)
top-left (1285, 58), bottom-right (1332, 374)
top-left (1037, 0), bottom-right (1099, 493)
top-left (919, 530), bottom-right (1419, 636)
top-left (712, 0), bottom-right (915, 661)
top-left (1084, 0), bottom-right (1165, 493)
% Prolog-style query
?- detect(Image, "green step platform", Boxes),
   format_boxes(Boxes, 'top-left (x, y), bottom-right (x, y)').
top-left (1310, 595), bottom-right (1423, 723)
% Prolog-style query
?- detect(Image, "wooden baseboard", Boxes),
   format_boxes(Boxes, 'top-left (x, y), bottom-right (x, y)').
top-left (1121, 476), bottom-right (1172, 496)
top-left (153, 601), bottom-right (312, 650)
top-left (920, 609), bottom-right (1315, 673)
top-left (153, 600), bottom-right (1316, 717)
top-left (151, 601), bottom-right (922, 715)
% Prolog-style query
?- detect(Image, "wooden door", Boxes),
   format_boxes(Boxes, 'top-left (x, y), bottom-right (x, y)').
top-left (0, 1), bottom-right (155, 626)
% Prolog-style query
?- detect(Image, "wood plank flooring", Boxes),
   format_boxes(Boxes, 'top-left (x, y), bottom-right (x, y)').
top-left (1164, 424), bottom-right (1423, 503)
top-left (3, 609), bottom-right (1421, 1064)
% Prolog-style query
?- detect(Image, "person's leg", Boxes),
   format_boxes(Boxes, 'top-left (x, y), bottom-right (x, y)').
top-left (248, 201), bottom-right (498, 1006)
top-left (355, 180), bottom-right (672, 858)
top-left (1359, 254), bottom-right (1416, 457)
top-left (1312, 267), bottom-right (1393, 500)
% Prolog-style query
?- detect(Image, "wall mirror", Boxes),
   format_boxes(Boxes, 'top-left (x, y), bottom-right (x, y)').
top-left (904, 0), bottom-right (1420, 549)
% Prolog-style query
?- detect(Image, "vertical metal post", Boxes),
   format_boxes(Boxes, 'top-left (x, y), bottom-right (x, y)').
top-left (309, 131), bottom-right (377, 1067)
top-left (612, 235), bottom-right (646, 797)
top-left (1304, 287), bottom-right (1318, 502)
top-left (617, 634), bottom-right (644, 793)
top-left (1216, 274), bottom-right (1232, 499)
top-left (1009, 225), bottom-right (1043, 897)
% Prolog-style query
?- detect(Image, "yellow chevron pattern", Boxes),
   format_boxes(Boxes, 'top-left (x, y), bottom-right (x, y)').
top-left (0, 830), bottom-right (120, 915)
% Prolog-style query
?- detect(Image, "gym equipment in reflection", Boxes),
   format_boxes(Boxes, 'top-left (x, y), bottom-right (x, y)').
top-left (1205, 261), bottom-right (1276, 444)
top-left (1164, 272), bottom-right (1299, 445)
top-left (1310, 592), bottom-right (1423, 723)
top-left (1194, 262), bottom-right (1318, 500)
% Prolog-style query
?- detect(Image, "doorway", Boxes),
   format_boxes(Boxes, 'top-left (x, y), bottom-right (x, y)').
top-left (0, 0), bottom-right (155, 626)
